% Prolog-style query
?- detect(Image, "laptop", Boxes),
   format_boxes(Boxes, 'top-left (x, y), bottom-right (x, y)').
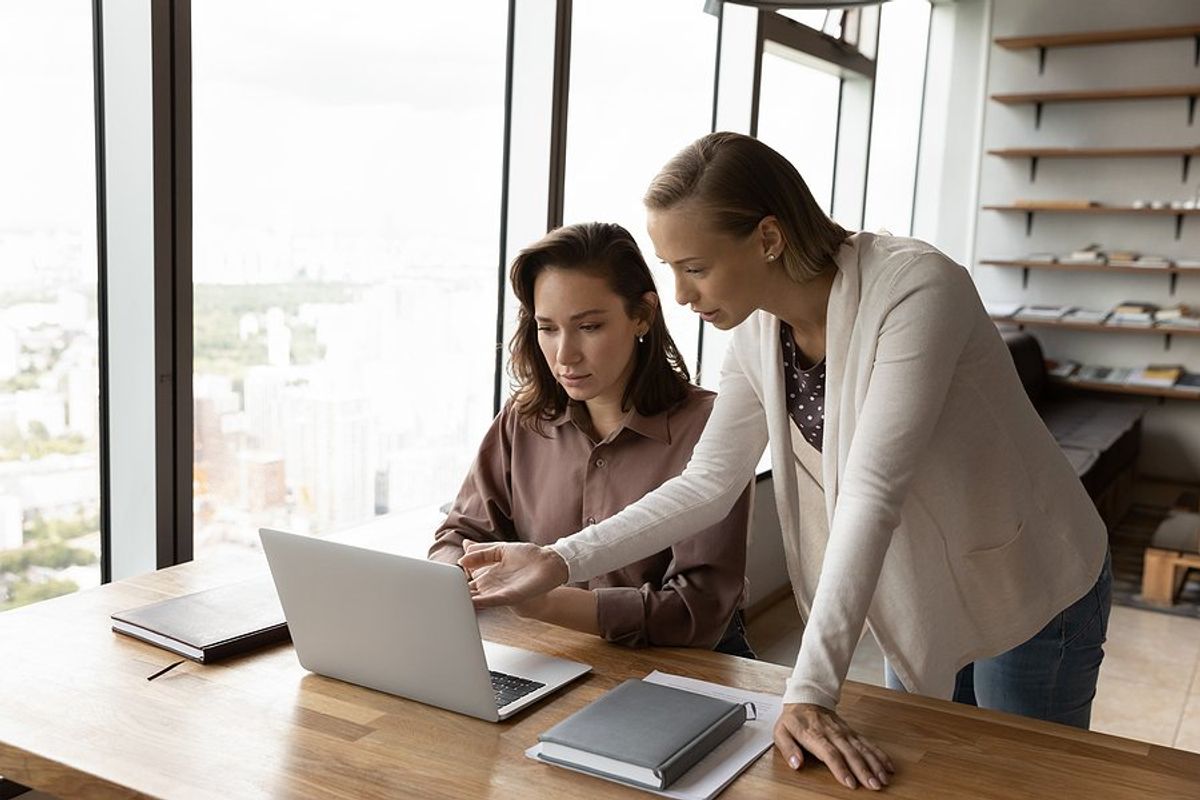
top-left (259, 528), bottom-right (591, 722)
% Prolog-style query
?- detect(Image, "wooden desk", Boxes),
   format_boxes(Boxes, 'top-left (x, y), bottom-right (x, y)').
top-left (2, 528), bottom-right (1200, 799)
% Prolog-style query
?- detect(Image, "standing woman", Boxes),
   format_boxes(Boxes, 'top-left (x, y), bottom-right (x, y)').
top-left (462, 133), bottom-right (1111, 792)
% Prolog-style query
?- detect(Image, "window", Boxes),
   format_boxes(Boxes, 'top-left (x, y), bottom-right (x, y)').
top-left (0, 1), bottom-right (101, 610)
top-left (562, 0), bottom-right (718, 376)
top-left (191, 1), bottom-right (507, 553)
top-left (755, 47), bottom-right (842, 216)
top-left (863, 0), bottom-right (931, 236)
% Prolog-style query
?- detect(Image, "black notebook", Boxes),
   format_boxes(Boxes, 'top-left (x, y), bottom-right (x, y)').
top-left (111, 578), bottom-right (289, 663)
top-left (537, 679), bottom-right (748, 790)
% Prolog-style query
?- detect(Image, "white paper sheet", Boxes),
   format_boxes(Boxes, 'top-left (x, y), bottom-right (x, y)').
top-left (525, 671), bottom-right (781, 800)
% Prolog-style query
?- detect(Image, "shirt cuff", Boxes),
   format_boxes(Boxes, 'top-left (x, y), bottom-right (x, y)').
top-left (549, 539), bottom-right (588, 583)
top-left (593, 586), bottom-right (646, 647)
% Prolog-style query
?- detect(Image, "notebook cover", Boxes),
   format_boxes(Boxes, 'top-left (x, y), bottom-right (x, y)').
top-left (111, 578), bottom-right (289, 663)
top-left (538, 679), bottom-right (746, 788)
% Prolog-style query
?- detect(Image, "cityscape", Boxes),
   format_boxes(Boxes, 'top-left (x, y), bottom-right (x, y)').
top-left (0, 225), bottom-right (500, 611)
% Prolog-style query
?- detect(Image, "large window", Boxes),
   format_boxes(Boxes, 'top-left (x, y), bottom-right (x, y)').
top-left (191, 1), bottom-right (507, 555)
top-left (863, 0), bottom-right (931, 235)
top-left (756, 47), bottom-right (842, 215)
top-left (0, 1), bottom-right (101, 610)
top-left (562, 0), bottom-right (718, 376)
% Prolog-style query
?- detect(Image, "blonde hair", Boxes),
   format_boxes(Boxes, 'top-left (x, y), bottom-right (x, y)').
top-left (644, 132), bottom-right (849, 282)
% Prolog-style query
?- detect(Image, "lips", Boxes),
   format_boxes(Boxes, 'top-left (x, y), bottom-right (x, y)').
top-left (560, 373), bottom-right (590, 385)
top-left (694, 308), bottom-right (720, 322)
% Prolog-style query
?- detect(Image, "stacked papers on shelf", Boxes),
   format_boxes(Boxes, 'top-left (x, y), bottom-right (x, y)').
top-left (1046, 360), bottom-right (1080, 379)
top-left (985, 301), bottom-right (1023, 319)
top-left (1025, 253), bottom-right (1058, 263)
top-left (1133, 255), bottom-right (1171, 268)
top-left (1127, 365), bottom-right (1184, 388)
top-left (1076, 365), bottom-right (1132, 384)
top-left (1016, 304), bottom-right (1075, 320)
top-left (1063, 309), bottom-right (1111, 324)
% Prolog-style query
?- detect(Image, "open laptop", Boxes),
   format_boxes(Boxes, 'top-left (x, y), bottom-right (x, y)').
top-left (260, 528), bottom-right (591, 722)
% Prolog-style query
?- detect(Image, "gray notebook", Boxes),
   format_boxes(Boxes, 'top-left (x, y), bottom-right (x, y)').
top-left (537, 679), bottom-right (748, 790)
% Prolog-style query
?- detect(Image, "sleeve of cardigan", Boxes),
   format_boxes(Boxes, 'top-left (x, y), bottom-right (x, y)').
top-left (550, 336), bottom-right (769, 582)
top-left (783, 256), bottom-right (978, 708)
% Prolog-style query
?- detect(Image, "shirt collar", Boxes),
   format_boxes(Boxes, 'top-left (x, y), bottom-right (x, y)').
top-left (549, 400), bottom-right (672, 444)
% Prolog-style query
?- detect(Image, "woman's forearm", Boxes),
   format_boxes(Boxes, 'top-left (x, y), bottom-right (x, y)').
top-left (514, 587), bottom-right (600, 635)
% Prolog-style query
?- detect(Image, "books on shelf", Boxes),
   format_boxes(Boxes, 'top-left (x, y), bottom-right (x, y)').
top-left (1025, 252), bottom-right (1058, 263)
top-left (1109, 301), bottom-right (1159, 327)
top-left (1127, 364), bottom-right (1184, 388)
top-left (1155, 305), bottom-right (1200, 328)
top-left (1016, 304), bottom-right (1075, 320)
top-left (1046, 359), bottom-right (1080, 379)
top-left (1175, 257), bottom-right (1200, 269)
top-left (1175, 374), bottom-right (1200, 393)
top-left (1076, 365), bottom-right (1132, 384)
top-left (1132, 254), bottom-right (1172, 268)
top-left (985, 301), bottom-right (1023, 319)
top-left (535, 679), bottom-right (749, 791)
top-left (1063, 308), bottom-right (1111, 324)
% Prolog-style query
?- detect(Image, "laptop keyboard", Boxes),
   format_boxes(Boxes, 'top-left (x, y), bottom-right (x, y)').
top-left (490, 670), bottom-right (545, 708)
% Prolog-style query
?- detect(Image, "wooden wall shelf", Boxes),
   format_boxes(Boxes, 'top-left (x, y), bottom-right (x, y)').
top-left (987, 146), bottom-right (1199, 181)
top-left (995, 317), bottom-right (1200, 350)
top-left (979, 259), bottom-right (1200, 293)
top-left (991, 86), bottom-right (1200, 128)
top-left (983, 204), bottom-right (1199, 237)
top-left (992, 86), bottom-right (1200, 105)
top-left (1051, 376), bottom-right (1200, 401)
top-left (995, 25), bottom-right (1200, 52)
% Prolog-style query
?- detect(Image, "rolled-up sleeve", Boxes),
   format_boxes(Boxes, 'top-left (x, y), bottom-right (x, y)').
top-left (429, 410), bottom-right (518, 565)
top-left (594, 480), bottom-right (753, 648)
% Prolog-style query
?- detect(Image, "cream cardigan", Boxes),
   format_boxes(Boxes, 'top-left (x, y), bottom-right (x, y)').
top-left (551, 232), bottom-right (1108, 707)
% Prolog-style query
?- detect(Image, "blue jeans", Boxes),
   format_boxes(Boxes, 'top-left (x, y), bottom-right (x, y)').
top-left (885, 552), bottom-right (1111, 729)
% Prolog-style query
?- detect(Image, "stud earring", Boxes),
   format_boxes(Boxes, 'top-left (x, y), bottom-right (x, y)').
top-left (638, 333), bottom-right (645, 343)
top-left (766, 253), bottom-right (777, 262)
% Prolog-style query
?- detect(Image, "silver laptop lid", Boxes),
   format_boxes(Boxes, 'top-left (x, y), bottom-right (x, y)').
top-left (260, 528), bottom-right (499, 721)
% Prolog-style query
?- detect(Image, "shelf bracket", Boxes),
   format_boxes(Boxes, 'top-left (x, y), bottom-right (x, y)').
top-left (1022, 267), bottom-right (1030, 289)
top-left (1177, 214), bottom-right (1185, 241)
top-left (1195, 34), bottom-right (1200, 67)
top-left (1185, 153), bottom-right (1193, 184)
top-left (1164, 332), bottom-right (1173, 352)
top-left (1038, 46), bottom-right (1048, 75)
top-left (1034, 101), bottom-right (1044, 130)
top-left (1025, 211), bottom-right (1034, 237)
top-left (1170, 271), bottom-right (1179, 296)
top-left (1189, 95), bottom-right (1197, 126)
top-left (1029, 156), bottom-right (1039, 183)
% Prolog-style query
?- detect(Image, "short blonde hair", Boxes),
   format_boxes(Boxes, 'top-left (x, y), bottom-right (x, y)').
top-left (644, 132), bottom-right (849, 282)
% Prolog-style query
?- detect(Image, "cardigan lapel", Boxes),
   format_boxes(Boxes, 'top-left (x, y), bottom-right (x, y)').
top-left (821, 234), bottom-right (863, 526)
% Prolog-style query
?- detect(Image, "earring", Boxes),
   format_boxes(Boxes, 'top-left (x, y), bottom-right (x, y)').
top-left (638, 333), bottom-right (645, 343)
top-left (766, 253), bottom-right (777, 262)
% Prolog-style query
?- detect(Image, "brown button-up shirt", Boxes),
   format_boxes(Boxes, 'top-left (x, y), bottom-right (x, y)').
top-left (430, 384), bottom-right (752, 649)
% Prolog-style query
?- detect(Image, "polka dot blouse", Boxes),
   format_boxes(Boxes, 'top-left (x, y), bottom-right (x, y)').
top-left (780, 321), bottom-right (825, 452)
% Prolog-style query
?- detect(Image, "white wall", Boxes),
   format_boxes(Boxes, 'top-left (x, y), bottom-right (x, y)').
top-left (923, 0), bottom-right (1200, 481)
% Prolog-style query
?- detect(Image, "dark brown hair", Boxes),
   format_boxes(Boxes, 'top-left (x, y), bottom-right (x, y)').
top-left (644, 132), bottom-right (850, 281)
top-left (508, 222), bottom-right (690, 431)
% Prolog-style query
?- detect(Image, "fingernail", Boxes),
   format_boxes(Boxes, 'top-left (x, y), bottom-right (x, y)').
top-left (788, 755), bottom-right (800, 769)
top-left (880, 772), bottom-right (890, 785)
top-left (844, 776), bottom-right (857, 789)
top-left (869, 778), bottom-right (881, 790)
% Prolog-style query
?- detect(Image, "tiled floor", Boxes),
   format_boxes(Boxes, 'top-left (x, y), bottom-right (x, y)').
top-left (747, 595), bottom-right (1200, 753)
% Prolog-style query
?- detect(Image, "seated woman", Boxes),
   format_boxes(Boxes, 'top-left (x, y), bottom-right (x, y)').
top-left (430, 221), bottom-right (754, 656)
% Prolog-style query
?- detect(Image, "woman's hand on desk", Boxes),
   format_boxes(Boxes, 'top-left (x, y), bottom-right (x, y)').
top-left (774, 703), bottom-right (894, 791)
top-left (458, 541), bottom-right (570, 608)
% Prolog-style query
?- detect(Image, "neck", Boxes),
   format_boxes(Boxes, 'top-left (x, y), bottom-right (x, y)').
top-left (584, 393), bottom-right (626, 440)
top-left (759, 267), bottom-right (835, 334)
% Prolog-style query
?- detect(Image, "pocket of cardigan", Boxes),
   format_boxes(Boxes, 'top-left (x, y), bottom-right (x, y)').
top-left (964, 520), bottom-right (1026, 558)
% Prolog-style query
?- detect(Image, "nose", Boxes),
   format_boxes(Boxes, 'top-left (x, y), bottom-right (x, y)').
top-left (675, 274), bottom-right (698, 307)
top-left (556, 332), bottom-right (582, 366)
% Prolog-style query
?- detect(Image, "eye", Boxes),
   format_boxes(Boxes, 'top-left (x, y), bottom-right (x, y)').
top-left (684, 267), bottom-right (705, 275)
top-left (579, 323), bottom-right (602, 332)
top-left (536, 325), bottom-right (555, 333)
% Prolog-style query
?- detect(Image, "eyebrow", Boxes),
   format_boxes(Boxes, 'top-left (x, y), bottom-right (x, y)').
top-left (534, 308), bottom-right (609, 322)
top-left (657, 255), bottom-right (703, 265)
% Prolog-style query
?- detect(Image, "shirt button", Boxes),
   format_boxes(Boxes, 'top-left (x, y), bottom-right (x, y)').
top-left (586, 516), bottom-right (596, 525)
top-left (595, 458), bottom-right (606, 468)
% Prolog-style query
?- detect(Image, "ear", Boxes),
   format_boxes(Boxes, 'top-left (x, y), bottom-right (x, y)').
top-left (758, 215), bottom-right (786, 259)
top-left (636, 291), bottom-right (660, 334)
